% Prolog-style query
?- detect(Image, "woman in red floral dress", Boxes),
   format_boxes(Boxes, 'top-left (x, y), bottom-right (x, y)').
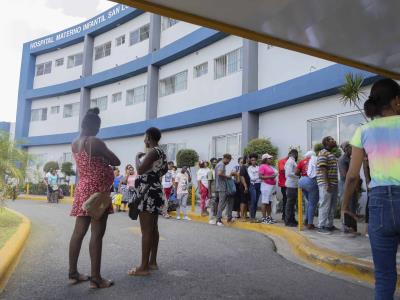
top-left (68, 108), bottom-right (120, 289)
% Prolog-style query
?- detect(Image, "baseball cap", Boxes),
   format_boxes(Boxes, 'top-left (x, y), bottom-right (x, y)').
top-left (261, 153), bottom-right (273, 160)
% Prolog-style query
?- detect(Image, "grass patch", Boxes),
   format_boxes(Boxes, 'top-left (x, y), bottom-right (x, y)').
top-left (0, 209), bottom-right (22, 249)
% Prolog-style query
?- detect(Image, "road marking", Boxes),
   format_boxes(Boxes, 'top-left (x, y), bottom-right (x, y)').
top-left (128, 227), bottom-right (166, 240)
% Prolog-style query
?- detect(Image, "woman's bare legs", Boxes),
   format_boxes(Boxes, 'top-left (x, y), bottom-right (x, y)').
top-left (129, 212), bottom-right (156, 275)
top-left (149, 215), bottom-right (159, 269)
top-left (69, 216), bottom-right (91, 281)
top-left (89, 213), bottom-right (109, 284)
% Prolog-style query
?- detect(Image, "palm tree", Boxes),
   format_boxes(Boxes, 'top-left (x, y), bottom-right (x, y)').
top-left (339, 73), bottom-right (369, 122)
top-left (0, 132), bottom-right (30, 205)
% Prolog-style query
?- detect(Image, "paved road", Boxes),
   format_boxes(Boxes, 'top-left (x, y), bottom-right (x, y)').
top-left (1, 200), bottom-right (376, 300)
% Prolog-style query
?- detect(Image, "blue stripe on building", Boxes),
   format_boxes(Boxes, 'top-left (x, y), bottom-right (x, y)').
top-left (23, 64), bottom-right (379, 147)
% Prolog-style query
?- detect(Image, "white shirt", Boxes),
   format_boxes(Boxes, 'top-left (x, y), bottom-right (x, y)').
top-left (284, 157), bottom-right (299, 188)
top-left (247, 165), bottom-right (261, 184)
top-left (307, 156), bottom-right (317, 178)
top-left (162, 170), bottom-right (175, 188)
top-left (197, 168), bottom-right (209, 187)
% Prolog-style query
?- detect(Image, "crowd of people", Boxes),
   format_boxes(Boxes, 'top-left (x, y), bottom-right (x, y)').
top-left (67, 78), bottom-right (400, 299)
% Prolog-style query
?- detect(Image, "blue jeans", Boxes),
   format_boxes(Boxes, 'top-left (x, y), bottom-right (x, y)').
top-left (299, 177), bottom-right (319, 225)
top-left (249, 183), bottom-right (261, 219)
top-left (368, 186), bottom-right (400, 300)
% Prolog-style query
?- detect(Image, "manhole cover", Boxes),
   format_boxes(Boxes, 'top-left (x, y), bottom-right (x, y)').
top-left (168, 270), bottom-right (189, 277)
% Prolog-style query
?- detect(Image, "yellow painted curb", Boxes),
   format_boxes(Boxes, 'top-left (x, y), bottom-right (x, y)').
top-left (0, 208), bottom-right (31, 293)
top-left (172, 211), bottom-right (398, 287)
top-left (17, 195), bottom-right (73, 205)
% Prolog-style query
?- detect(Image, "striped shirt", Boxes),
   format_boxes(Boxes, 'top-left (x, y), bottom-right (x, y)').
top-left (316, 149), bottom-right (338, 186)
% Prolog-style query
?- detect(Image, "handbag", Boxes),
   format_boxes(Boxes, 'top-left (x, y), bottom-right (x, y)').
top-left (226, 178), bottom-right (237, 196)
top-left (82, 192), bottom-right (112, 220)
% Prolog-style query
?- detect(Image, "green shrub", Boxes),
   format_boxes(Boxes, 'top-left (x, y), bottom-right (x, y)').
top-left (243, 138), bottom-right (278, 164)
top-left (25, 183), bottom-right (72, 196)
top-left (176, 149), bottom-right (199, 168)
top-left (43, 161), bottom-right (59, 173)
top-left (313, 143), bottom-right (342, 158)
top-left (61, 162), bottom-right (75, 176)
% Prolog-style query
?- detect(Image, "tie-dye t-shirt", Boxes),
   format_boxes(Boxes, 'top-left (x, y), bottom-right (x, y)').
top-left (350, 116), bottom-right (400, 188)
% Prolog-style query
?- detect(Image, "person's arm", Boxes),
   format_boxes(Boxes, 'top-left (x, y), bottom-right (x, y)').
top-left (295, 162), bottom-right (302, 177)
top-left (341, 147), bottom-right (364, 218)
top-left (218, 169), bottom-right (230, 179)
top-left (187, 171), bottom-right (192, 183)
top-left (87, 137), bottom-right (121, 166)
top-left (136, 149), bottom-right (159, 175)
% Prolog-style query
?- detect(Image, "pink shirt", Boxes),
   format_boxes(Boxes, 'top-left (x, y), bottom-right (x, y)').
top-left (127, 174), bottom-right (137, 187)
top-left (259, 164), bottom-right (277, 185)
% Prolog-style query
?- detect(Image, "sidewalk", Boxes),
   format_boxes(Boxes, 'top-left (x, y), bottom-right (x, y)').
top-left (173, 205), bottom-right (400, 287)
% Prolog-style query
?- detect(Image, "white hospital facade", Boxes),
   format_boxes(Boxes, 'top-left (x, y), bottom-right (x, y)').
top-left (17, 4), bottom-right (379, 172)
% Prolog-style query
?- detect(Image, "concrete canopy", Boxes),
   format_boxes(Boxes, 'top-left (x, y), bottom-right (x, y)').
top-left (115, 0), bottom-right (400, 79)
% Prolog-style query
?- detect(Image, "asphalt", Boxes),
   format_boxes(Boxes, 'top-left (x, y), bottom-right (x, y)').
top-left (0, 200), bottom-right (379, 300)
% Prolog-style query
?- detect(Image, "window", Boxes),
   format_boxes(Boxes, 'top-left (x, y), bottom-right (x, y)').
top-left (214, 48), bottom-right (243, 79)
top-left (339, 112), bottom-right (365, 145)
top-left (63, 103), bottom-right (80, 118)
top-left (90, 96), bottom-right (108, 111)
top-left (126, 85), bottom-right (147, 105)
top-left (212, 133), bottom-right (242, 159)
top-left (67, 53), bottom-right (83, 68)
top-left (160, 143), bottom-right (186, 161)
top-left (50, 106), bottom-right (60, 114)
top-left (307, 111), bottom-right (365, 149)
top-left (193, 62), bottom-right (208, 78)
top-left (112, 92), bottom-right (122, 103)
top-left (35, 61), bottom-right (52, 76)
top-left (129, 24), bottom-right (150, 46)
top-left (55, 58), bottom-right (64, 67)
top-left (30, 108), bottom-right (47, 122)
top-left (161, 17), bottom-right (179, 31)
top-left (115, 35), bottom-right (125, 46)
top-left (94, 42), bottom-right (112, 60)
top-left (159, 70), bottom-right (188, 97)
top-left (62, 152), bottom-right (72, 163)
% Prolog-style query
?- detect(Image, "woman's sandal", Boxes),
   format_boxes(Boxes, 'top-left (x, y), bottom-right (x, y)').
top-left (89, 278), bottom-right (114, 289)
top-left (68, 272), bottom-right (90, 285)
top-left (127, 267), bottom-right (150, 276)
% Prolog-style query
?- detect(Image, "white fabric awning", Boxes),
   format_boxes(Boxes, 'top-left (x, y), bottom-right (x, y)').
top-left (116, 0), bottom-right (400, 79)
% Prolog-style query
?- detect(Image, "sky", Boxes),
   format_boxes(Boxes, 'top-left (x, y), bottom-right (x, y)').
top-left (0, 0), bottom-right (116, 122)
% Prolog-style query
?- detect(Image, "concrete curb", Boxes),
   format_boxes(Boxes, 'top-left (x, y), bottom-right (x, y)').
top-left (17, 195), bottom-right (73, 205)
top-left (0, 208), bottom-right (31, 293)
top-left (172, 211), bottom-right (398, 287)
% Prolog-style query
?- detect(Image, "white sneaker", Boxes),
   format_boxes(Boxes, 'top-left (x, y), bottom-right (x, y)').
top-left (217, 221), bottom-right (224, 227)
top-left (208, 219), bottom-right (217, 225)
top-left (176, 216), bottom-right (181, 220)
top-left (183, 216), bottom-right (191, 221)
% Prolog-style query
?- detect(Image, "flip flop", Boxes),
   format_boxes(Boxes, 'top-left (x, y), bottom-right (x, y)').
top-left (68, 272), bottom-right (90, 285)
top-left (89, 278), bottom-right (114, 289)
top-left (128, 267), bottom-right (150, 276)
